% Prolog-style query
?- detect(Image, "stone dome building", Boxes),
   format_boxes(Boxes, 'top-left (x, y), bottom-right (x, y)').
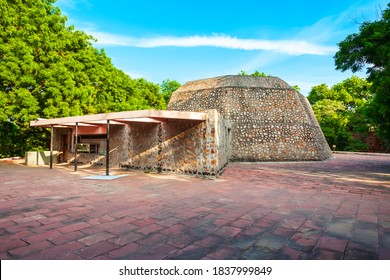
top-left (167, 75), bottom-right (332, 162)
top-left (31, 75), bottom-right (332, 178)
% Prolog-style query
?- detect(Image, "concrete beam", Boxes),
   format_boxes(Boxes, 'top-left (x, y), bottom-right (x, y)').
top-left (30, 110), bottom-right (206, 127)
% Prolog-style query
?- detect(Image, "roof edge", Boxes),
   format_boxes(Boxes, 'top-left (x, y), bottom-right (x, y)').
top-left (30, 110), bottom-right (206, 127)
top-left (175, 75), bottom-right (293, 92)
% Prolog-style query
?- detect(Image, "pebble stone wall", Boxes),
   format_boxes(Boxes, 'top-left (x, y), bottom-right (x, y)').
top-left (167, 75), bottom-right (332, 161)
top-left (53, 111), bottom-right (230, 177)
top-left (63, 124), bottom-right (129, 167)
top-left (120, 110), bottom-right (230, 176)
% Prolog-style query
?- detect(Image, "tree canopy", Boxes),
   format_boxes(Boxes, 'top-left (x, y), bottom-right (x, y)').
top-left (308, 76), bottom-right (375, 151)
top-left (159, 79), bottom-right (181, 105)
top-left (334, 3), bottom-right (390, 148)
top-left (0, 0), bottom-right (166, 157)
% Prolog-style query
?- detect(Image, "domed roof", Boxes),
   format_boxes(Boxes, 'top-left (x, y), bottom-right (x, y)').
top-left (174, 75), bottom-right (292, 92)
top-left (168, 75), bottom-right (332, 162)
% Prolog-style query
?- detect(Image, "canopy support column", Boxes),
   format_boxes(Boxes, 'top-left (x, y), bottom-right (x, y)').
top-left (74, 122), bottom-right (78, 172)
top-left (106, 120), bottom-right (110, 176)
top-left (50, 124), bottom-right (54, 169)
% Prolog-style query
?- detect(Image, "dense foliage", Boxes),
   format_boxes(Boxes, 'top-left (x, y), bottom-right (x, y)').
top-left (308, 76), bottom-right (375, 151)
top-left (159, 79), bottom-right (181, 105)
top-left (334, 3), bottom-right (390, 148)
top-left (0, 0), bottom-right (166, 157)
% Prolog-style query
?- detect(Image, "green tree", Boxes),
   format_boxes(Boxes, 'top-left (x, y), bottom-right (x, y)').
top-left (0, 0), bottom-right (164, 157)
top-left (159, 79), bottom-right (181, 106)
top-left (308, 77), bottom-right (373, 151)
top-left (237, 70), bottom-right (248, 76)
top-left (134, 78), bottom-right (166, 110)
top-left (236, 70), bottom-right (301, 91)
top-left (250, 70), bottom-right (267, 77)
top-left (334, 3), bottom-right (390, 148)
top-left (237, 70), bottom-right (268, 76)
top-left (312, 99), bottom-right (351, 149)
top-left (307, 84), bottom-right (334, 104)
top-left (291, 85), bottom-right (301, 92)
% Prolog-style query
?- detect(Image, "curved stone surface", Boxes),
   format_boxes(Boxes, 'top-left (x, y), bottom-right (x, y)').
top-left (167, 75), bottom-right (332, 161)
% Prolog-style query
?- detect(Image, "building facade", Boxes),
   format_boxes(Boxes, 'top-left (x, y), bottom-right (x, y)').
top-left (168, 75), bottom-right (332, 161)
top-left (30, 76), bottom-right (332, 177)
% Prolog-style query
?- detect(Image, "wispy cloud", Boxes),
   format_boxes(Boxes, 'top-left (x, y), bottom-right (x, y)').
top-left (57, 0), bottom-right (76, 8)
top-left (238, 1), bottom-right (383, 78)
top-left (124, 71), bottom-right (148, 80)
top-left (89, 32), bottom-right (336, 56)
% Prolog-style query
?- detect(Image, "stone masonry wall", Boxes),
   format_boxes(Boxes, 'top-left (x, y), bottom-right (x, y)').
top-left (167, 75), bottom-right (332, 161)
top-left (53, 128), bottom-right (71, 163)
top-left (124, 122), bottom-right (160, 169)
top-left (121, 110), bottom-right (229, 176)
top-left (53, 111), bottom-right (229, 176)
top-left (61, 124), bottom-right (129, 167)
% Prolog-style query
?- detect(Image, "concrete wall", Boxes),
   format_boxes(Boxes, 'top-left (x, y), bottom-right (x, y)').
top-left (25, 151), bottom-right (58, 166)
top-left (168, 75), bottom-right (333, 161)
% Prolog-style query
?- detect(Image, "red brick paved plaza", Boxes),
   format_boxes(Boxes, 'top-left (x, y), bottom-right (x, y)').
top-left (0, 153), bottom-right (389, 259)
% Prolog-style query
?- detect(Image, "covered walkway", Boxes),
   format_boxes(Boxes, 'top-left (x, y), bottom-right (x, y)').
top-left (30, 110), bottom-right (206, 175)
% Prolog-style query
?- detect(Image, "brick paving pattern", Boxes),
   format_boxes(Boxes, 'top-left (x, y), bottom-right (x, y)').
top-left (0, 153), bottom-right (389, 260)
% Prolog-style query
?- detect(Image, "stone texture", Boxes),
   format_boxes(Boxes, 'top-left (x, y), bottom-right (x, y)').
top-left (168, 75), bottom-right (332, 161)
top-left (53, 111), bottom-right (229, 177)
top-left (121, 109), bottom-right (230, 177)
top-left (53, 75), bottom-right (332, 176)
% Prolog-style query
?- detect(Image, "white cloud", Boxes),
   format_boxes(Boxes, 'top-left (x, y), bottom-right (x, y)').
top-left (57, 0), bottom-right (92, 9)
top-left (88, 32), bottom-right (336, 56)
top-left (238, 52), bottom-right (288, 74)
top-left (89, 31), bottom-right (132, 46)
top-left (57, 0), bottom-right (76, 8)
top-left (237, 1), bottom-right (382, 82)
top-left (124, 71), bottom-right (148, 80)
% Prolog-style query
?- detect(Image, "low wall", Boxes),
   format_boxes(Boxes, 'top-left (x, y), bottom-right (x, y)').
top-left (25, 151), bottom-right (58, 166)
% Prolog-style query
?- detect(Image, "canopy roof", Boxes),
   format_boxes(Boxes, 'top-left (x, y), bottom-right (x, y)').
top-left (30, 110), bottom-right (206, 128)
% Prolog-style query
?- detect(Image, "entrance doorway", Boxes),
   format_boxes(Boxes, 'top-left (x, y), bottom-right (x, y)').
top-left (60, 134), bottom-right (69, 163)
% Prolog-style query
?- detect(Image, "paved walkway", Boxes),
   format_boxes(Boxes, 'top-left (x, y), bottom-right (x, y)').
top-left (0, 153), bottom-right (389, 260)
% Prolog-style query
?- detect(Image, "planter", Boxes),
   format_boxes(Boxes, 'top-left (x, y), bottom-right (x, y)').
top-left (25, 151), bottom-right (57, 166)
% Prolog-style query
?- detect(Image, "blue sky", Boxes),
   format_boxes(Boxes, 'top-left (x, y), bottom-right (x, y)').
top-left (57, 0), bottom-right (388, 94)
